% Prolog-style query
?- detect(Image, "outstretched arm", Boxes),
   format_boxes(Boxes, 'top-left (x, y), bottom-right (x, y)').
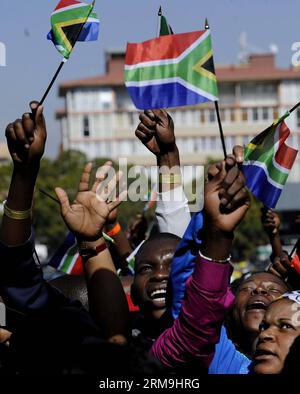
top-left (151, 152), bottom-right (250, 370)
top-left (261, 207), bottom-right (283, 260)
top-left (55, 162), bottom-right (130, 343)
top-left (0, 102), bottom-right (46, 245)
top-left (0, 102), bottom-right (60, 314)
top-left (135, 109), bottom-right (190, 237)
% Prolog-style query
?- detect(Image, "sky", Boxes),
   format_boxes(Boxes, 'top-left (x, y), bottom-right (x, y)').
top-left (0, 0), bottom-right (300, 158)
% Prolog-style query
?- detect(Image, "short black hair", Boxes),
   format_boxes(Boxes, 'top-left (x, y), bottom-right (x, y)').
top-left (134, 232), bottom-right (181, 271)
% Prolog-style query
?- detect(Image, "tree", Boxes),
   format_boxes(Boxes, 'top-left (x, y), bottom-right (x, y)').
top-left (232, 195), bottom-right (268, 262)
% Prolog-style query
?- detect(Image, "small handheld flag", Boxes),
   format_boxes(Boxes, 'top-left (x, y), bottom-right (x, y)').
top-left (47, 0), bottom-right (99, 59)
top-left (39, 0), bottom-right (99, 106)
top-left (124, 29), bottom-right (218, 110)
top-left (242, 115), bottom-right (298, 209)
top-left (126, 240), bottom-right (146, 271)
top-left (48, 232), bottom-right (84, 275)
top-left (143, 186), bottom-right (157, 212)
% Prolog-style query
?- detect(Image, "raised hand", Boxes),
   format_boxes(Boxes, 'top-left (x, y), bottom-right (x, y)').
top-left (5, 101), bottom-right (46, 165)
top-left (55, 162), bottom-right (126, 241)
top-left (201, 149), bottom-right (250, 261)
top-left (135, 109), bottom-right (176, 156)
top-left (261, 208), bottom-right (281, 235)
top-left (204, 153), bottom-right (250, 234)
top-left (95, 162), bottom-right (119, 226)
top-left (268, 252), bottom-right (291, 279)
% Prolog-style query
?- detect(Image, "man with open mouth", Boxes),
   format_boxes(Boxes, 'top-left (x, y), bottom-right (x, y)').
top-left (130, 233), bottom-right (180, 346)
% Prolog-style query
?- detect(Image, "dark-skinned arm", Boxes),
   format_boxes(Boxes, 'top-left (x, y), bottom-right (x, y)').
top-left (151, 152), bottom-right (250, 369)
top-left (0, 102), bottom-right (69, 313)
top-left (55, 163), bottom-right (130, 344)
top-left (135, 109), bottom-right (190, 236)
top-left (0, 102), bottom-right (46, 245)
top-left (261, 207), bottom-right (283, 260)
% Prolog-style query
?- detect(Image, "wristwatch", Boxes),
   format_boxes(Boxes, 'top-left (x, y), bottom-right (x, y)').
top-left (78, 241), bottom-right (107, 261)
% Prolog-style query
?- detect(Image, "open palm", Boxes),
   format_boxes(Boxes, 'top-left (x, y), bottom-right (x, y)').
top-left (55, 162), bottom-right (126, 241)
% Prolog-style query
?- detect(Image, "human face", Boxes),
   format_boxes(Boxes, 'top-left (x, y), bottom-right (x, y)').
top-left (131, 238), bottom-right (178, 320)
top-left (233, 273), bottom-right (288, 335)
top-left (253, 299), bottom-right (300, 374)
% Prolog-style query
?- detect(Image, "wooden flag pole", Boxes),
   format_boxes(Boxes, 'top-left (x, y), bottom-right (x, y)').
top-left (205, 19), bottom-right (227, 158)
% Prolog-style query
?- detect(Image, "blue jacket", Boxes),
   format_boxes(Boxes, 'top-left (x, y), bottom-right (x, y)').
top-left (0, 233), bottom-right (80, 317)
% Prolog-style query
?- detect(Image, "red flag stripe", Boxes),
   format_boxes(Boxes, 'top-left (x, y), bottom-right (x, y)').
top-left (69, 256), bottom-right (84, 275)
top-left (274, 122), bottom-right (298, 169)
top-left (125, 30), bottom-right (205, 65)
top-left (54, 0), bottom-right (81, 11)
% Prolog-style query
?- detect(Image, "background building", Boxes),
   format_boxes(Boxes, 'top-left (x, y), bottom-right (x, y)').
top-left (57, 50), bottom-right (300, 181)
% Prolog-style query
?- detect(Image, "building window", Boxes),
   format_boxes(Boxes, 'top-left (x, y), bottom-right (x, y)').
top-left (209, 109), bottom-right (216, 123)
top-left (242, 108), bottom-right (248, 122)
top-left (128, 112), bottom-right (135, 126)
top-left (200, 110), bottom-right (205, 123)
top-left (83, 116), bottom-right (90, 137)
top-left (297, 109), bottom-right (300, 128)
top-left (220, 109), bottom-right (225, 122)
top-left (226, 136), bottom-right (236, 149)
top-left (102, 102), bottom-right (111, 110)
top-left (262, 107), bottom-right (269, 121)
top-left (252, 108), bottom-right (259, 122)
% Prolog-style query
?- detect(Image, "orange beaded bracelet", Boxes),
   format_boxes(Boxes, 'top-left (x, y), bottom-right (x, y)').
top-left (106, 222), bottom-right (121, 237)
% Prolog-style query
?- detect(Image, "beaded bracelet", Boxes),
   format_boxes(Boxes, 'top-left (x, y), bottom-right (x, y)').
top-left (106, 222), bottom-right (121, 237)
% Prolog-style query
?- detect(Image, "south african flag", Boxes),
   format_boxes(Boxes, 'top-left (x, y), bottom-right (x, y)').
top-left (47, 0), bottom-right (99, 59)
top-left (48, 232), bottom-right (83, 275)
top-left (124, 29), bottom-right (218, 110)
top-left (243, 115), bottom-right (298, 208)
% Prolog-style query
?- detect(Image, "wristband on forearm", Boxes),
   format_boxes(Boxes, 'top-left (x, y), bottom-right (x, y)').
top-left (78, 240), bottom-right (107, 262)
top-left (199, 249), bottom-right (231, 264)
top-left (106, 222), bottom-right (121, 237)
top-left (3, 200), bottom-right (32, 220)
top-left (159, 173), bottom-right (182, 185)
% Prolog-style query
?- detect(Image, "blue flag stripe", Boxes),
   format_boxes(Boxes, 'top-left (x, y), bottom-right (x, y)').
top-left (126, 82), bottom-right (211, 110)
top-left (242, 164), bottom-right (282, 208)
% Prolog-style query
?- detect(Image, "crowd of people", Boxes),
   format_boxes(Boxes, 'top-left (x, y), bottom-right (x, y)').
top-left (0, 101), bottom-right (300, 377)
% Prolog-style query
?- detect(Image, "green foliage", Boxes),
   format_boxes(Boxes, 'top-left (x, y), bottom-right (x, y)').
top-left (232, 195), bottom-right (268, 261)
